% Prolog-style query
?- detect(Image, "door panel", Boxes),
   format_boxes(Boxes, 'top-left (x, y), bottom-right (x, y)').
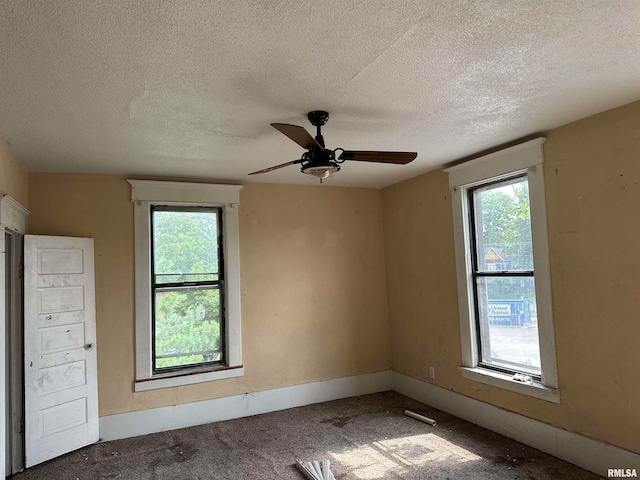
top-left (24, 235), bottom-right (98, 468)
top-left (39, 323), bottom-right (85, 354)
top-left (39, 397), bottom-right (87, 436)
top-left (38, 249), bottom-right (84, 275)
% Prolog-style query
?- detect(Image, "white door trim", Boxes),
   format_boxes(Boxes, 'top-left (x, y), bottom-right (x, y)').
top-left (0, 195), bottom-right (29, 479)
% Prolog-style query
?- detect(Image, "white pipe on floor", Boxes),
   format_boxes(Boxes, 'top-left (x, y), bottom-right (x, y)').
top-left (404, 409), bottom-right (437, 426)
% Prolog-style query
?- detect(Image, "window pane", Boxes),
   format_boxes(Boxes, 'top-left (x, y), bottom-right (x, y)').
top-left (476, 276), bottom-right (541, 375)
top-left (153, 209), bottom-right (219, 284)
top-left (473, 177), bottom-right (533, 272)
top-left (154, 287), bottom-right (222, 369)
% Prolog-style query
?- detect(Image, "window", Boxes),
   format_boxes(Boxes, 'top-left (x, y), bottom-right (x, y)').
top-left (445, 138), bottom-right (559, 403)
top-left (151, 207), bottom-right (224, 372)
top-left (469, 175), bottom-right (539, 376)
top-left (128, 180), bottom-right (243, 392)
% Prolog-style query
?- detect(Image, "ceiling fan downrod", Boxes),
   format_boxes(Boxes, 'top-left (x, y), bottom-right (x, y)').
top-left (307, 110), bottom-right (329, 148)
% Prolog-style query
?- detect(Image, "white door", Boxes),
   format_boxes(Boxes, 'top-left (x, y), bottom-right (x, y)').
top-left (23, 235), bottom-right (98, 467)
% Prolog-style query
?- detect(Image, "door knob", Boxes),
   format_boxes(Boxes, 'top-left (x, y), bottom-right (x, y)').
top-left (84, 343), bottom-right (95, 350)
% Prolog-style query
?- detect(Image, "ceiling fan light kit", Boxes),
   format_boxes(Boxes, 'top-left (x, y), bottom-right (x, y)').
top-left (301, 162), bottom-right (339, 179)
top-left (249, 111), bottom-right (417, 182)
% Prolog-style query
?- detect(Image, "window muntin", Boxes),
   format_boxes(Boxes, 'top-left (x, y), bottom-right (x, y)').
top-left (151, 206), bottom-right (225, 373)
top-left (468, 175), bottom-right (541, 377)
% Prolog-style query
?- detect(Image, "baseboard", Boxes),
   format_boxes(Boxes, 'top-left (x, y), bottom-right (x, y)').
top-left (392, 371), bottom-right (640, 478)
top-left (99, 369), bottom-right (639, 478)
top-left (99, 370), bottom-right (392, 441)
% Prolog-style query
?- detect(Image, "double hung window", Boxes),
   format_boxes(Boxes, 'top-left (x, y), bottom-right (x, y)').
top-left (129, 180), bottom-right (243, 391)
top-left (468, 174), bottom-right (539, 377)
top-left (151, 206), bottom-right (224, 373)
top-left (445, 138), bottom-right (559, 402)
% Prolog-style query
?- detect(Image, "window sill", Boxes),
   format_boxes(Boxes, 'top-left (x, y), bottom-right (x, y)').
top-left (459, 367), bottom-right (560, 404)
top-left (134, 365), bottom-right (244, 392)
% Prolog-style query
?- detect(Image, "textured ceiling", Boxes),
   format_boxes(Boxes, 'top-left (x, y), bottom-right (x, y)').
top-left (1, 1), bottom-right (639, 188)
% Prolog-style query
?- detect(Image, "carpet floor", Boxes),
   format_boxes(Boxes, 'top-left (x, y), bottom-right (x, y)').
top-left (10, 391), bottom-right (602, 479)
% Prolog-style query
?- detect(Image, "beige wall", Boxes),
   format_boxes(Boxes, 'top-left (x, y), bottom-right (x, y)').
top-left (0, 140), bottom-right (28, 208)
top-left (26, 176), bottom-right (391, 415)
top-left (382, 100), bottom-right (640, 454)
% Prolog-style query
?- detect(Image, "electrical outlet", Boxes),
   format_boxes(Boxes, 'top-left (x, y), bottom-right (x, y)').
top-left (429, 366), bottom-right (436, 379)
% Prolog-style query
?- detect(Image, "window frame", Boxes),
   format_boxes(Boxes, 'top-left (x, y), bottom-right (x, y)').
top-left (444, 138), bottom-right (560, 403)
top-left (467, 173), bottom-right (539, 378)
top-left (150, 205), bottom-right (225, 374)
top-left (128, 180), bottom-right (243, 392)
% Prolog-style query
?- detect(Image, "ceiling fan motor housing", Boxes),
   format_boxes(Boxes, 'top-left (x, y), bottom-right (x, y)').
top-left (307, 110), bottom-right (329, 126)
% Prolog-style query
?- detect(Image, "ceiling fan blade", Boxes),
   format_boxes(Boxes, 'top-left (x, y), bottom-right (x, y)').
top-left (248, 159), bottom-right (302, 175)
top-left (339, 150), bottom-right (417, 164)
top-left (271, 123), bottom-right (323, 150)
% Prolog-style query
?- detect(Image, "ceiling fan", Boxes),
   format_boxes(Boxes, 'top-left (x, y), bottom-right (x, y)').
top-left (249, 111), bottom-right (417, 181)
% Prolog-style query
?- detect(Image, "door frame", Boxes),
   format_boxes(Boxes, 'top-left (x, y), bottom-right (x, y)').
top-left (0, 195), bottom-right (30, 478)
top-left (6, 231), bottom-right (24, 474)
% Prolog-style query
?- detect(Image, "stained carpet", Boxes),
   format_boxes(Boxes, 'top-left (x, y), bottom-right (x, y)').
top-left (10, 392), bottom-right (602, 479)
